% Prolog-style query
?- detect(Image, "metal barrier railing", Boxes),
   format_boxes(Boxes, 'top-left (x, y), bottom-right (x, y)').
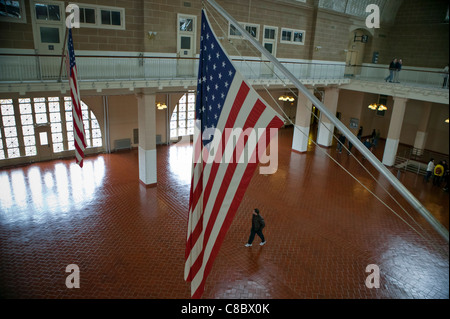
top-left (0, 53), bottom-right (347, 83)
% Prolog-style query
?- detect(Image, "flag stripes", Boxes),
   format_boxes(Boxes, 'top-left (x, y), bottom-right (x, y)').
top-left (66, 28), bottom-right (87, 167)
top-left (184, 9), bottom-right (284, 298)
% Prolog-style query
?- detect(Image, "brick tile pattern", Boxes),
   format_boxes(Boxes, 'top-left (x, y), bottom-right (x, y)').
top-left (0, 128), bottom-right (448, 299)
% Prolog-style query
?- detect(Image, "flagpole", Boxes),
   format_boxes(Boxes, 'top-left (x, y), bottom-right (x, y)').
top-left (58, 27), bottom-right (69, 83)
top-left (206, 0), bottom-right (449, 243)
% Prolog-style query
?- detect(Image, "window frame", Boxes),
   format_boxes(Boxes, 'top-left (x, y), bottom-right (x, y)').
top-left (73, 3), bottom-right (126, 30)
top-left (280, 27), bottom-right (305, 45)
top-left (228, 21), bottom-right (260, 41)
top-left (0, 0), bottom-right (27, 23)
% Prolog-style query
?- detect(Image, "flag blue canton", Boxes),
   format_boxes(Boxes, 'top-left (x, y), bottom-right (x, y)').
top-left (67, 29), bottom-right (76, 72)
top-left (196, 10), bottom-right (236, 146)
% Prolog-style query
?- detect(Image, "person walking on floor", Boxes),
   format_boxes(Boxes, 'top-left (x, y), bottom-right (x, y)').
top-left (245, 208), bottom-right (266, 247)
top-left (424, 158), bottom-right (435, 183)
top-left (337, 133), bottom-right (346, 153)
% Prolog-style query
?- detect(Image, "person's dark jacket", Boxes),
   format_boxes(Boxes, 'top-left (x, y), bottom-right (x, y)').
top-left (252, 214), bottom-right (265, 231)
top-left (389, 61), bottom-right (396, 70)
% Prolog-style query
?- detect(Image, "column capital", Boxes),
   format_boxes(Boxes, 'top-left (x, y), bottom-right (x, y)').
top-left (392, 96), bottom-right (408, 104)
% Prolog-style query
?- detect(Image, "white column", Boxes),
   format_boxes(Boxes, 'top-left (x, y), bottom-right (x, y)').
top-left (413, 101), bottom-right (432, 154)
top-left (382, 97), bottom-right (408, 166)
top-left (137, 93), bottom-right (157, 187)
top-left (317, 87), bottom-right (339, 147)
top-left (292, 88), bottom-right (313, 153)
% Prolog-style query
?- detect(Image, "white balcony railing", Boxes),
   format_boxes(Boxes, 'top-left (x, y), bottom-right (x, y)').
top-left (0, 52), bottom-right (347, 83)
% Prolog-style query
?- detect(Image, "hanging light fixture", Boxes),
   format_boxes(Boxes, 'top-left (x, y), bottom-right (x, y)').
top-left (278, 95), bottom-right (295, 102)
top-left (368, 103), bottom-right (387, 111)
top-left (156, 102), bottom-right (167, 110)
top-left (445, 118), bottom-right (449, 123)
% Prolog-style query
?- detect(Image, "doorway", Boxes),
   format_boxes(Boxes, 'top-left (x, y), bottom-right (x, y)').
top-left (30, 1), bottom-right (66, 80)
top-left (177, 13), bottom-right (197, 77)
top-left (261, 26), bottom-right (278, 77)
top-left (35, 125), bottom-right (53, 162)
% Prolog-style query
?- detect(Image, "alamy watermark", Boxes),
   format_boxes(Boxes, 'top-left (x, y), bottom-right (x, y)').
top-left (65, 264), bottom-right (80, 288)
top-left (194, 125), bottom-right (279, 175)
top-left (365, 264), bottom-right (380, 289)
top-left (65, 4), bottom-right (80, 29)
top-left (366, 4), bottom-right (380, 29)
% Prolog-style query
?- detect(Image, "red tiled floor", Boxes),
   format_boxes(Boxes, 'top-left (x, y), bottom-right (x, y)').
top-left (0, 127), bottom-right (448, 299)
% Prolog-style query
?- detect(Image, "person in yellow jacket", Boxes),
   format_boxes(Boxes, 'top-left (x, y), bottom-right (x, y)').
top-left (433, 161), bottom-right (445, 186)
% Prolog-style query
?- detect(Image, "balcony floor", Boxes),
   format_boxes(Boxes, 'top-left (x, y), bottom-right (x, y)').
top-left (0, 127), bottom-right (448, 300)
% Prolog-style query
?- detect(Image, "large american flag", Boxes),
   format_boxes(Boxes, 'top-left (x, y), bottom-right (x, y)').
top-left (66, 28), bottom-right (86, 167)
top-left (184, 10), bottom-right (284, 298)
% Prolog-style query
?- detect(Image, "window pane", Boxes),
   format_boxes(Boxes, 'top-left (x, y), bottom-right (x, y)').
top-left (265, 28), bottom-right (275, 39)
top-left (0, 150), bottom-right (4, 160)
top-left (48, 5), bottom-right (60, 21)
top-left (35, 3), bottom-right (48, 20)
top-left (179, 112), bottom-right (186, 120)
top-left (171, 113), bottom-right (177, 121)
top-left (64, 101), bottom-right (72, 111)
top-left (34, 102), bottom-right (46, 113)
top-left (170, 121), bottom-right (177, 129)
top-left (178, 128), bottom-right (186, 136)
top-left (6, 137), bottom-right (19, 148)
top-left (179, 104), bottom-right (186, 112)
top-left (25, 146), bottom-right (37, 157)
top-left (2, 115), bottom-right (16, 127)
top-left (180, 36), bottom-right (191, 50)
top-left (40, 27), bottom-right (60, 43)
top-left (230, 24), bottom-right (241, 36)
top-left (179, 18), bottom-right (193, 31)
top-left (48, 101), bottom-right (60, 112)
top-left (7, 148), bottom-right (20, 158)
top-left (51, 123), bottom-right (62, 133)
top-left (53, 143), bottom-right (64, 153)
top-left (101, 10), bottom-right (110, 25)
top-left (19, 103), bottom-right (32, 114)
top-left (4, 127), bottom-right (17, 137)
top-left (67, 131), bottom-right (74, 141)
top-left (92, 138), bottom-right (102, 147)
top-left (23, 136), bottom-right (36, 146)
top-left (111, 11), bottom-right (121, 25)
top-left (35, 113), bottom-right (47, 124)
top-left (282, 30), bottom-right (292, 41)
top-left (50, 112), bottom-right (61, 123)
top-left (293, 31), bottom-right (303, 43)
top-left (1, 104), bottom-right (14, 115)
top-left (1, 0), bottom-right (22, 19)
top-left (80, 7), bottom-right (96, 24)
top-left (92, 129), bottom-right (101, 138)
top-left (245, 26), bottom-right (257, 38)
top-left (66, 121), bottom-right (73, 132)
top-left (91, 119), bottom-right (100, 129)
top-left (39, 132), bottom-right (48, 145)
top-left (22, 125), bottom-right (34, 136)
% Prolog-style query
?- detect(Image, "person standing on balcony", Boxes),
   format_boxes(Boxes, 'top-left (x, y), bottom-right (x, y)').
top-left (424, 158), bottom-right (435, 183)
top-left (394, 58), bottom-right (402, 83)
top-left (443, 65), bottom-right (449, 89)
top-left (385, 58), bottom-right (397, 82)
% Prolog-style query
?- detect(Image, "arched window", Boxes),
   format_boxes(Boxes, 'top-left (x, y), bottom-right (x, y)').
top-left (0, 96), bottom-right (102, 161)
top-left (170, 92), bottom-right (195, 139)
